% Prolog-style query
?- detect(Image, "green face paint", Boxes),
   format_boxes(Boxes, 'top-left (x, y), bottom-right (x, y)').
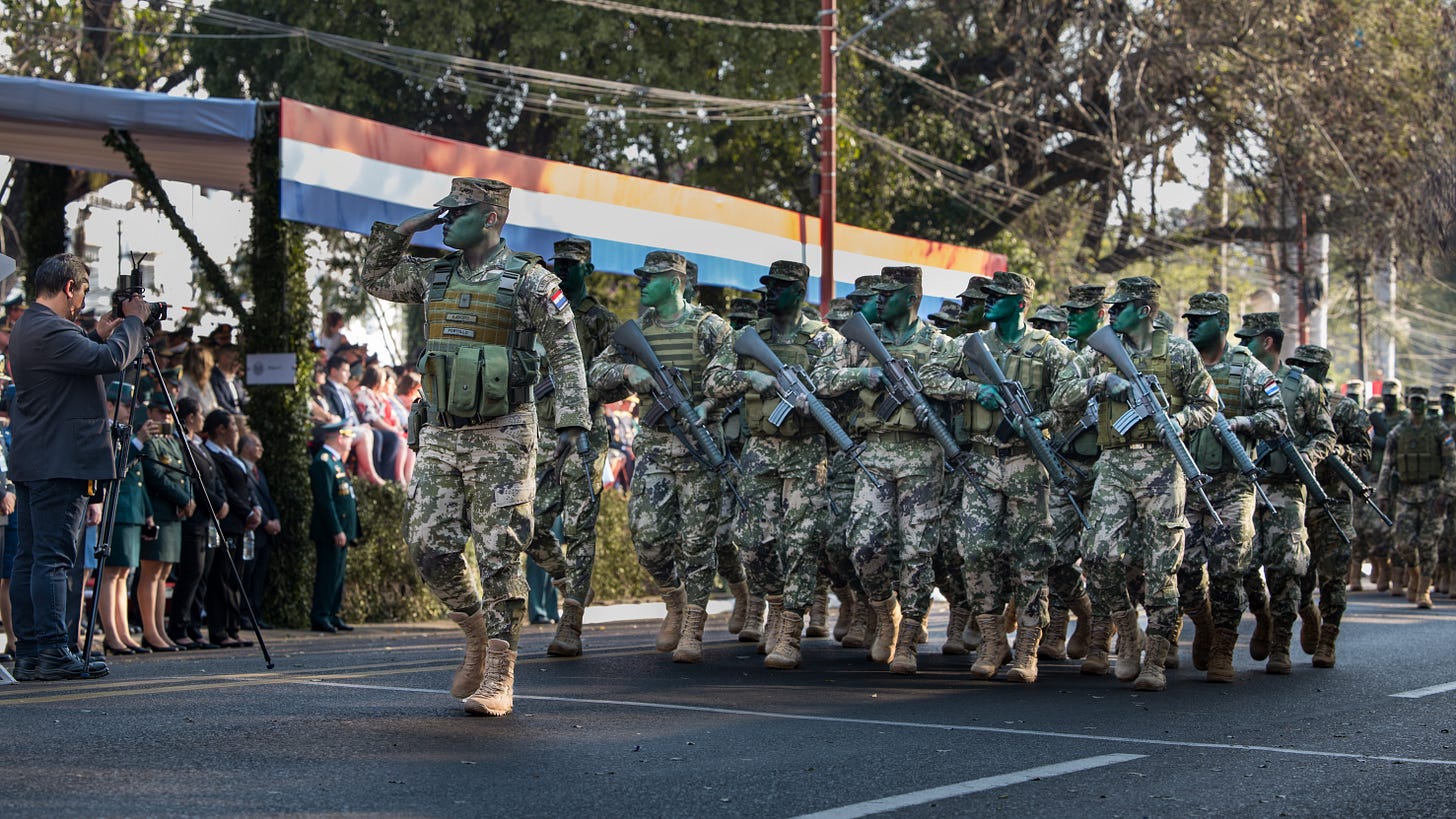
top-left (556, 259), bottom-right (590, 294)
top-left (442, 204), bottom-right (492, 249)
top-left (860, 297), bottom-right (880, 323)
top-left (1111, 301), bottom-right (1146, 334)
top-left (638, 273), bottom-right (679, 310)
top-left (1186, 314), bottom-right (1226, 351)
top-left (877, 287), bottom-right (913, 324)
top-left (983, 294), bottom-right (1021, 324)
top-left (1066, 307), bottom-right (1102, 341)
top-left (767, 282), bottom-right (805, 318)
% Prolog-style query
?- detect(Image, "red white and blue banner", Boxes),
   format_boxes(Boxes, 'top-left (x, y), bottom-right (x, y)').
top-left (279, 99), bottom-right (1005, 301)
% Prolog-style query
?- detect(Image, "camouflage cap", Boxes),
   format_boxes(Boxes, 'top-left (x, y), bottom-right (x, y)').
top-left (1105, 276), bottom-right (1161, 305)
top-left (1286, 344), bottom-right (1333, 368)
top-left (849, 275), bottom-right (881, 298)
top-left (1030, 304), bottom-right (1068, 324)
top-left (1441, 384), bottom-right (1456, 399)
top-left (957, 276), bottom-right (990, 300)
top-left (761, 260), bottom-right (811, 285)
top-left (552, 237), bottom-right (592, 262)
top-left (635, 250), bottom-right (688, 279)
top-left (1408, 385), bottom-right (1430, 400)
top-left (1233, 311), bottom-right (1284, 339)
top-left (1183, 291), bottom-right (1230, 318)
top-left (727, 297), bottom-right (760, 320)
top-left (873, 266), bottom-right (923, 295)
top-left (928, 300), bottom-right (963, 322)
top-left (433, 177), bottom-right (511, 210)
top-left (984, 269), bottom-right (1036, 298)
top-left (105, 381), bottom-right (135, 405)
top-left (1385, 378), bottom-right (1403, 395)
top-left (1061, 283), bottom-right (1106, 310)
top-left (826, 298), bottom-right (855, 321)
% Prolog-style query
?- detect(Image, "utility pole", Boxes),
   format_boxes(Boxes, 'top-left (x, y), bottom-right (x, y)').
top-left (817, 0), bottom-right (837, 315)
top-left (1354, 263), bottom-right (1367, 381)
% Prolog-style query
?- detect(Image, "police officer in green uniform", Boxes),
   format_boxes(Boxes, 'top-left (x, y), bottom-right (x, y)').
top-left (309, 421), bottom-right (358, 635)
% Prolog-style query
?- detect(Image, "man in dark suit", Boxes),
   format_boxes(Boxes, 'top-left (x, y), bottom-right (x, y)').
top-left (8, 253), bottom-right (149, 681)
top-left (201, 410), bottom-right (259, 647)
top-left (168, 397), bottom-right (227, 649)
top-left (310, 422), bottom-right (359, 632)
top-left (238, 432), bottom-right (280, 628)
top-left (209, 345), bottom-right (247, 414)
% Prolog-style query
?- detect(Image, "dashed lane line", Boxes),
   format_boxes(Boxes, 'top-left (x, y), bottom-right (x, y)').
top-left (1391, 680), bottom-right (1456, 699)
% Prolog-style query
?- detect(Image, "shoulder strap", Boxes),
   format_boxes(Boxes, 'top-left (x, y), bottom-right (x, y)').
top-left (1150, 329), bottom-right (1169, 358)
top-left (426, 254), bottom-right (460, 303)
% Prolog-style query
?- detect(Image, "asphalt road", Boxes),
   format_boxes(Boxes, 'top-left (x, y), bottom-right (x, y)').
top-left (5, 591), bottom-right (1456, 817)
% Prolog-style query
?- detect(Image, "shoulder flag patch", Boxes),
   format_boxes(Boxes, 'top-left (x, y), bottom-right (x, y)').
top-left (548, 288), bottom-right (568, 312)
top-left (1445, 434), bottom-right (1453, 447)
top-left (1206, 381), bottom-right (1219, 401)
top-left (1264, 379), bottom-right (1281, 398)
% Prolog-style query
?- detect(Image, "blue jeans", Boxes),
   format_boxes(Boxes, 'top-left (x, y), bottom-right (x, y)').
top-left (9, 480), bottom-right (89, 656)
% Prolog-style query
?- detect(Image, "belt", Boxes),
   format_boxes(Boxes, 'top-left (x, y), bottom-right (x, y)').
top-left (430, 405), bottom-right (532, 429)
top-left (866, 429), bottom-right (926, 443)
top-left (971, 441), bottom-right (1029, 458)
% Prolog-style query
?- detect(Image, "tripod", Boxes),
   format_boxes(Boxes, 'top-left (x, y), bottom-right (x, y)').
top-left (79, 342), bottom-right (274, 673)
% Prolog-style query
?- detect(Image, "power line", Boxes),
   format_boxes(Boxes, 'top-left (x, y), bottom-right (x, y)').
top-left (539, 0), bottom-right (820, 33)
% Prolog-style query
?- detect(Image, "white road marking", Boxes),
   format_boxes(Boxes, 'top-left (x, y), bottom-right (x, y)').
top-left (291, 680), bottom-right (1456, 767)
top-left (788, 754), bottom-right (1145, 818)
top-left (1391, 680), bottom-right (1456, 699)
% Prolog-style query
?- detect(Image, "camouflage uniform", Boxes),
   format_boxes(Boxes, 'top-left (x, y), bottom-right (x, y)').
top-left (923, 270), bottom-right (1075, 681)
top-left (704, 262), bottom-right (847, 666)
top-left (1051, 277), bottom-right (1217, 682)
top-left (1437, 385), bottom-right (1456, 591)
top-left (1364, 385), bottom-right (1409, 580)
top-left (362, 185), bottom-right (589, 650)
top-left (820, 298), bottom-right (869, 643)
top-left (823, 267), bottom-right (953, 664)
top-left (927, 300), bottom-right (964, 337)
top-left (845, 276), bottom-right (881, 314)
top-left (1028, 304), bottom-right (1069, 339)
top-left (1376, 386), bottom-right (1456, 605)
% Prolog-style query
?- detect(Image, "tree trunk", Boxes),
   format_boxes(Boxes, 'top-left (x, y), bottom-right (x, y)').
top-left (1373, 235), bottom-right (1398, 384)
top-left (18, 162), bottom-right (71, 294)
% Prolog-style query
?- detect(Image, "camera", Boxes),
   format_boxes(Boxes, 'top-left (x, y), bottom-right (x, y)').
top-left (110, 253), bottom-right (169, 335)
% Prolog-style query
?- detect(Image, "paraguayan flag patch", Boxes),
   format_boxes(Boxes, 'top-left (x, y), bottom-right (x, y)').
top-left (548, 287), bottom-right (568, 312)
top-left (1264, 379), bottom-right (1280, 398)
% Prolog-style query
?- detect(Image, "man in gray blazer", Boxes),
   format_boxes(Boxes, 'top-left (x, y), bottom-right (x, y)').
top-left (8, 253), bottom-right (150, 681)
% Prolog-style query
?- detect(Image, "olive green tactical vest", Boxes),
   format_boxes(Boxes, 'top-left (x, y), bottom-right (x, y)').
top-left (956, 328), bottom-right (1055, 444)
top-left (1096, 330), bottom-right (1183, 448)
top-left (638, 307), bottom-right (712, 428)
top-left (1395, 419), bottom-right (1444, 483)
top-left (418, 253), bottom-right (540, 421)
top-left (855, 323), bottom-right (938, 434)
top-left (742, 317), bottom-right (825, 437)
top-left (1189, 345), bottom-right (1256, 474)
top-left (1259, 365), bottom-right (1310, 478)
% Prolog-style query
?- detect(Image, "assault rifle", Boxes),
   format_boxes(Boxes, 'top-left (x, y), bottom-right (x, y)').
top-left (733, 327), bottom-right (880, 488)
top-left (612, 320), bottom-right (746, 510)
top-left (1326, 454), bottom-right (1394, 527)
top-left (1085, 325), bottom-right (1222, 526)
top-left (1257, 430), bottom-right (1354, 545)
top-left (962, 333), bottom-right (1086, 525)
top-left (1208, 399), bottom-right (1274, 510)
top-left (839, 313), bottom-right (987, 501)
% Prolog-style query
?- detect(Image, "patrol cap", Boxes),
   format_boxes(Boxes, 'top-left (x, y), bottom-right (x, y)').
top-left (105, 381), bottom-right (135, 404)
top-left (1286, 344), bottom-right (1333, 368)
top-left (957, 276), bottom-right (990, 300)
top-left (1062, 284), bottom-right (1106, 310)
top-left (147, 391), bottom-right (171, 411)
top-left (1441, 384), bottom-right (1456, 399)
top-left (928, 300), bottom-right (963, 323)
top-left (552, 238), bottom-right (592, 262)
top-left (984, 269), bottom-right (1036, 298)
top-left (761, 260), bottom-right (810, 286)
top-left (1183, 291), bottom-right (1230, 318)
top-left (849, 276), bottom-right (881, 298)
top-left (873, 266), bottom-right (923, 296)
top-left (825, 298), bottom-right (855, 321)
top-left (315, 420), bottom-right (351, 438)
top-left (161, 366), bottom-right (183, 383)
top-left (727, 297), bottom-right (759, 320)
top-left (1384, 378), bottom-right (1402, 395)
top-left (1030, 304), bottom-right (1068, 324)
top-left (433, 177), bottom-right (512, 210)
top-left (1407, 385), bottom-right (1430, 400)
top-left (634, 250), bottom-right (688, 280)
top-left (1106, 276), bottom-right (1161, 305)
top-left (2, 290), bottom-right (23, 308)
top-left (1345, 379), bottom-right (1365, 397)
top-left (1234, 312), bottom-right (1284, 339)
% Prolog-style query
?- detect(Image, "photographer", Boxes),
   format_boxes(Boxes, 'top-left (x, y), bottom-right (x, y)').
top-left (7, 253), bottom-right (150, 681)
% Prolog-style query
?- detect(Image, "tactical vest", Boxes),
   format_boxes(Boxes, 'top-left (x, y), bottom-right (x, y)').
top-left (1260, 366), bottom-right (1308, 477)
top-left (418, 253), bottom-right (540, 423)
top-left (1395, 419), bottom-right (1445, 483)
top-left (855, 323), bottom-right (939, 434)
top-left (955, 328), bottom-right (1055, 445)
top-left (1096, 330), bottom-right (1183, 448)
top-left (742, 317), bottom-right (825, 437)
top-left (638, 307), bottom-right (713, 429)
top-left (1189, 346), bottom-right (1256, 474)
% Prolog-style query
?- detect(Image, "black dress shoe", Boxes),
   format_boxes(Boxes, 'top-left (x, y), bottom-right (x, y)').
top-left (36, 647), bottom-right (108, 680)
top-left (310, 622), bottom-right (338, 633)
top-left (331, 619), bottom-right (354, 632)
top-left (127, 644), bottom-right (153, 654)
top-left (190, 640), bottom-right (221, 650)
top-left (142, 640), bottom-right (182, 652)
top-left (103, 644), bottom-right (137, 656)
top-left (13, 656), bottom-right (38, 681)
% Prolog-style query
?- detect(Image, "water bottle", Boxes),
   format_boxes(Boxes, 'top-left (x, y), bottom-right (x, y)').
top-left (242, 530), bottom-right (255, 561)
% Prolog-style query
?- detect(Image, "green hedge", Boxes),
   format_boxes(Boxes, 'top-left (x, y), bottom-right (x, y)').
top-left (591, 488), bottom-right (657, 602)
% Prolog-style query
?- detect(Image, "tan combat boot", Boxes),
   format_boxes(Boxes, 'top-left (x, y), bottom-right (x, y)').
top-left (463, 638), bottom-right (516, 716)
top-left (547, 599), bottom-right (585, 657)
top-left (1187, 597), bottom-right (1215, 671)
top-left (1039, 607), bottom-right (1069, 661)
top-left (1298, 603), bottom-right (1322, 654)
top-left (1392, 566), bottom-right (1407, 598)
top-left (1249, 602), bottom-right (1271, 661)
top-left (738, 596), bottom-right (766, 643)
top-left (942, 607), bottom-right (972, 656)
top-left (1205, 627), bottom-right (1238, 683)
top-left (656, 585), bottom-right (687, 652)
top-left (969, 613), bottom-right (1006, 680)
top-left (1414, 568), bottom-right (1433, 609)
top-left (1111, 609), bottom-right (1143, 682)
top-left (964, 610), bottom-right (982, 650)
top-left (1006, 621), bottom-right (1043, 684)
top-left (1311, 623), bottom-right (1340, 668)
top-left (890, 617), bottom-right (921, 674)
top-left (1347, 562), bottom-right (1365, 592)
top-left (1374, 556), bottom-right (1389, 592)
top-left (842, 597), bottom-right (871, 648)
top-left (1134, 636), bottom-right (1171, 691)
top-left (448, 609), bottom-right (490, 698)
top-left (1080, 616), bottom-right (1113, 676)
top-left (1265, 620), bottom-right (1293, 675)
top-left (831, 587), bottom-right (855, 642)
top-left (765, 611), bottom-right (803, 669)
top-left (916, 618), bottom-right (930, 645)
top-left (1437, 564), bottom-right (1451, 595)
top-left (1066, 593), bottom-right (1094, 660)
top-left (1406, 567), bottom-right (1418, 602)
top-left (807, 589), bottom-right (830, 638)
top-left (672, 605), bottom-right (708, 663)
top-left (867, 597), bottom-right (900, 663)
top-left (1164, 613), bottom-right (1182, 670)
top-left (727, 580), bottom-right (750, 635)
top-left (760, 595), bottom-right (785, 655)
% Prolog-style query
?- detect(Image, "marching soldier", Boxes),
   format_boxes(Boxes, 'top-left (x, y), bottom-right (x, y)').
top-left (1052, 277), bottom-right (1217, 691)
top-left (1376, 386), bottom-right (1456, 609)
top-left (1436, 385), bottom-right (1456, 595)
top-left (958, 277), bottom-right (991, 334)
top-left (1028, 304), bottom-right (1069, 339)
top-left (928, 300), bottom-right (964, 337)
top-left (363, 176), bottom-right (591, 717)
top-left (847, 275), bottom-right (881, 322)
top-left (1347, 379), bottom-right (1374, 591)
top-left (1368, 381), bottom-right (1409, 593)
top-left (821, 298), bottom-right (871, 646)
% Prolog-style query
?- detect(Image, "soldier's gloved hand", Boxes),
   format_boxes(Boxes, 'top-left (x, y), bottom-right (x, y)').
top-left (693, 402), bottom-right (712, 422)
top-left (741, 371), bottom-right (777, 395)
top-left (1100, 373), bottom-right (1130, 402)
top-left (857, 367), bottom-right (885, 389)
top-left (624, 364), bottom-right (655, 393)
top-left (975, 384), bottom-right (1004, 410)
top-left (553, 426), bottom-right (590, 462)
top-left (1228, 415), bottom-right (1254, 435)
top-left (1166, 417), bottom-right (1184, 440)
